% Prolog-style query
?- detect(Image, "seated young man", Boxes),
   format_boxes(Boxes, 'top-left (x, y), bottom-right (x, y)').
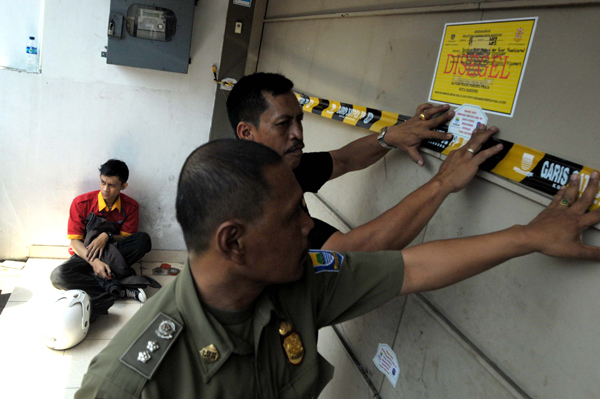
top-left (50, 159), bottom-right (152, 319)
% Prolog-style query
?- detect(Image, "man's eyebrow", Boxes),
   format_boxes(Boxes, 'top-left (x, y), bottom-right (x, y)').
top-left (277, 111), bottom-right (303, 121)
top-left (276, 114), bottom-right (294, 121)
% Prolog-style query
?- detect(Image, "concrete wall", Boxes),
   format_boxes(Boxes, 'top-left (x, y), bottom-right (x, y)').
top-left (209, 0), bottom-right (259, 141)
top-left (0, 0), bottom-right (228, 260)
top-left (259, 1), bottom-right (600, 398)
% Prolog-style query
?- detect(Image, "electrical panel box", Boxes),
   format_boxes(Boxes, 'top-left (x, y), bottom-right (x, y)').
top-left (104, 0), bottom-right (196, 74)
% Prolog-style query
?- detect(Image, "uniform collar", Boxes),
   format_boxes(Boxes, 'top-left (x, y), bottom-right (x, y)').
top-left (175, 260), bottom-right (278, 384)
top-left (97, 191), bottom-right (122, 212)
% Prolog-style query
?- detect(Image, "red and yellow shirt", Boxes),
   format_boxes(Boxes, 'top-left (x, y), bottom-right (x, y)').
top-left (67, 190), bottom-right (139, 240)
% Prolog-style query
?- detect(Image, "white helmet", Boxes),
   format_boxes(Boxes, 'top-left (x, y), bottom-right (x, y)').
top-left (43, 290), bottom-right (91, 350)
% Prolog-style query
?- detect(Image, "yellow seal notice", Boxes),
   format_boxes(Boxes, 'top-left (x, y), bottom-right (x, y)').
top-left (429, 18), bottom-right (537, 117)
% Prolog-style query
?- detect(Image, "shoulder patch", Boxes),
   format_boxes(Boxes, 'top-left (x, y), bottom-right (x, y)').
top-left (120, 313), bottom-right (184, 379)
top-left (309, 250), bottom-right (344, 274)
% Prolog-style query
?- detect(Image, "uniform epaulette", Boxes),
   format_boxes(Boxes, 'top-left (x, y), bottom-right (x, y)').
top-left (309, 250), bottom-right (344, 273)
top-left (119, 312), bottom-right (184, 379)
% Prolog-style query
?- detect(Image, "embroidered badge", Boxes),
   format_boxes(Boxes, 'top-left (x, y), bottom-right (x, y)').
top-left (309, 250), bottom-right (343, 274)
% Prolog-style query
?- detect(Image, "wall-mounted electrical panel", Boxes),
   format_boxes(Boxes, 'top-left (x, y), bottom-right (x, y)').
top-left (104, 0), bottom-right (196, 73)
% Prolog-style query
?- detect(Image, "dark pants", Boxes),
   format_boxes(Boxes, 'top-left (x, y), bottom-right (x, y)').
top-left (50, 232), bottom-right (152, 317)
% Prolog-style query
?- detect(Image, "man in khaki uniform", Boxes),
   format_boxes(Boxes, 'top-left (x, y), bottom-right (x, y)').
top-left (76, 139), bottom-right (600, 398)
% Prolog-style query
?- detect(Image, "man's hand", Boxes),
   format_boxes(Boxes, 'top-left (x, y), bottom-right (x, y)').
top-left (384, 103), bottom-right (455, 166)
top-left (91, 259), bottom-right (113, 280)
top-left (524, 171), bottom-right (600, 260)
top-left (433, 124), bottom-right (504, 194)
top-left (86, 233), bottom-right (109, 262)
top-left (400, 170), bottom-right (600, 295)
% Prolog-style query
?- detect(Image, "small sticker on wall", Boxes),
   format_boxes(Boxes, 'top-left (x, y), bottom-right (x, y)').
top-left (233, 0), bottom-right (251, 7)
top-left (373, 343), bottom-right (399, 387)
top-left (220, 78), bottom-right (237, 91)
top-left (448, 104), bottom-right (488, 140)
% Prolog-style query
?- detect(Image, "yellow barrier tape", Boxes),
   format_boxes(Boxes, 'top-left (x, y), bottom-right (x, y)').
top-left (295, 92), bottom-right (599, 211)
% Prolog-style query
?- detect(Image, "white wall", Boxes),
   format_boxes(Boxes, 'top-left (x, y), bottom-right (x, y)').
top-left (0, 0), bottom-right (229, 259)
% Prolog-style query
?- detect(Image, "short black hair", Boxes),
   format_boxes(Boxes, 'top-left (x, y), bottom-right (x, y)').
top-left (226, 72), bottom-right (294, 134)
top-left (99, 159), bottom-right (129, 183)
top-left (176, 139), bottom-right (283, 254)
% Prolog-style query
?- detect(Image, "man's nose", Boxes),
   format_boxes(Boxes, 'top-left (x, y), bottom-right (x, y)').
top-left (289, 121), bottom-right (303, 140)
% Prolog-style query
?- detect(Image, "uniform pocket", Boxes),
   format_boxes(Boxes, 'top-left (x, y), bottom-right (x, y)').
top-left (278, 358), bottom-right (320, 399)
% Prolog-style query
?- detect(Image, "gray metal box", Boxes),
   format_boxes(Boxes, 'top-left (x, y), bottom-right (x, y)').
top-left (105, 0), bottom-right (196, 74)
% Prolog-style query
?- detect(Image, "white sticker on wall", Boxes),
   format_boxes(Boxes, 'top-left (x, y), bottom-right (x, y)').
top-left (220, 78), bottom-right (237, 91)
top-left (448, 104), bottom-right (488, 140)
top-left (233, 0), bottom-right (251, 7)
top-left (373, 343), bottom-right (399, 387)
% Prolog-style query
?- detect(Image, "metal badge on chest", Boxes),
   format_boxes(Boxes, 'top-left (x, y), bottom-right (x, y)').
top-left (279, 321), bottom-right (304, 365)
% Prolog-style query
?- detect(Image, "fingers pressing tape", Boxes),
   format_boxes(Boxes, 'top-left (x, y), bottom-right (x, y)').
top-left (294, 92), bottom-right (600, 211)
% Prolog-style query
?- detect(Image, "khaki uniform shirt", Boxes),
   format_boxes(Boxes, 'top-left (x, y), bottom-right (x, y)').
top-left (76, 250), bottom-right (404, 399)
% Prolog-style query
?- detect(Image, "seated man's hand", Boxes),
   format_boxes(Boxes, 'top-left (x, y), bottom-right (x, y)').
top-left (385, 103), bottom-right (455, 166)
top-left (433, 124), bottom-right (503, 193)
top-left (524, 171), bottom-right (600, 260)
top-left (91, 259), bottom-right (113, 280)
top-left (86, 233), bottom-right (109, 262)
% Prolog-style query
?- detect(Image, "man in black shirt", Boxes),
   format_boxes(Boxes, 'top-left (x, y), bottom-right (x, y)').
top-left (226, 73), bottom-right (504, 250)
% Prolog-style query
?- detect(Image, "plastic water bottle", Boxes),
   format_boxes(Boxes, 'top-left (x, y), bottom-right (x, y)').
top-left (26, 36), bottom-right (38, 73)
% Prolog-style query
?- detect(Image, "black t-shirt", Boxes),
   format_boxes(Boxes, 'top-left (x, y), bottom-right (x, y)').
top-left (293, 152), bottom-right (339, 248)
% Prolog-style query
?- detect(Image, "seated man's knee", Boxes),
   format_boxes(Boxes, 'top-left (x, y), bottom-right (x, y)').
top-left (136, 232), bottom-right (152, 253)
top-left (50, 266), bottom-right (66, 290)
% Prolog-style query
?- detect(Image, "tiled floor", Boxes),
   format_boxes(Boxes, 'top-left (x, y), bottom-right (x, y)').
top-left (0, 258), bottom-right (179, 399)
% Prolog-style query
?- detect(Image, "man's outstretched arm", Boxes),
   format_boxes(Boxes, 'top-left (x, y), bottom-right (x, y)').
top-left (322, 124), bottom-right (503, 252)
top-left (328, 103), bottom-right (454, 180)
top-left (400, 171), bottom-right (600, 295)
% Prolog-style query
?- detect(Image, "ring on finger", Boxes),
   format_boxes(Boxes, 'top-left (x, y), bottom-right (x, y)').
top-left (419, 112), bottom-right (427, 121)
top-left (467, 148), bottom-right (476, 155)
top-left (559, 199), bottom-right (570, 207)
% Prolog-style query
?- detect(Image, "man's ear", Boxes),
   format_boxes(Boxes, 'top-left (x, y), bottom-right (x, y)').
top-left (121, 182), bottom-right (128, 191)
top-left (215, 221), bottom-right (246, 264)
top-left (236, 122), bottom-right (256, 141)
